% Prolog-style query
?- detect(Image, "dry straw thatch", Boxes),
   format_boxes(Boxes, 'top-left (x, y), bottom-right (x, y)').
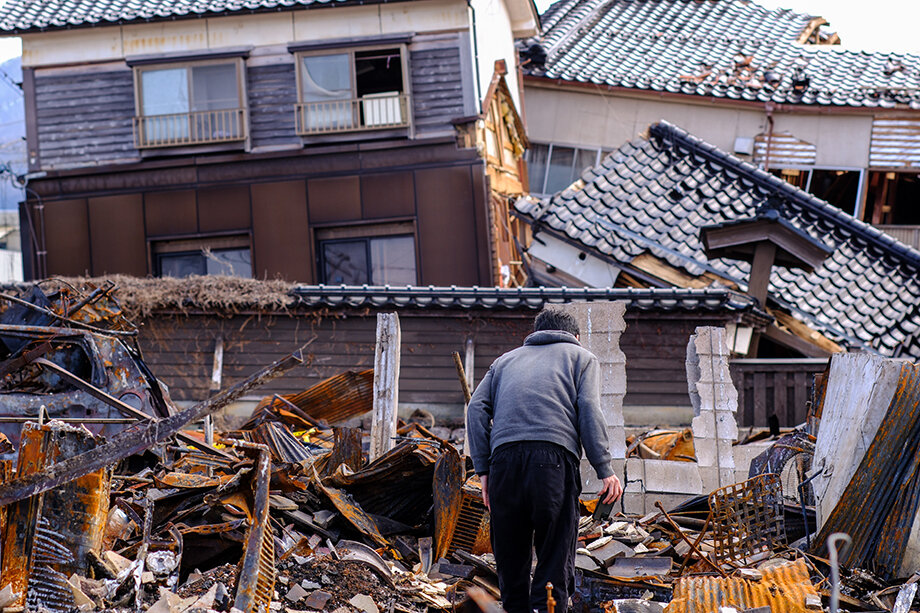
top-left (22, 275), bottom-right (299, 321)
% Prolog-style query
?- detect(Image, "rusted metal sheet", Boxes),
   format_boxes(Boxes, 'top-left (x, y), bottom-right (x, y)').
top-left (813, 361), bottom-right (920, 579)
top-left (433, 445), bottom-right (464, 561)
top-left (870, 117), bottom-right (920, 168)
top-left (668, 559), bottom-right (820, 613)
top-left (245, 370), bottom-right (373, 429)
top-left (0, 421), bottom-right (111, 612)
top-left (315, 478), bottom-right (390, 548)
top-left (0, 347), bottom-right (306, 507)
top-left (708, 473), bottom-right (785, 566)
top-left (448, 479), bottom-right (492, 556)
top-left (234, 443), bottom-right (275, 613)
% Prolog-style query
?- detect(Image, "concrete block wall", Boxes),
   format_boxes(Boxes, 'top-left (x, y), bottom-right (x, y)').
top-left (687, 327), bottom-right (739, 492)
top-left (561, 301), bottom-right (628, 496)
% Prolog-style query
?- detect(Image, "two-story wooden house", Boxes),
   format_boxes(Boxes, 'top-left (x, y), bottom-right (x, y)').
top-left (0, 0), bottom-right (538, 284)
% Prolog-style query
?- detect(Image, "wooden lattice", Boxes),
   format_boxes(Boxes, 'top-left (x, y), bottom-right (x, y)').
top-left (708, 473), bottom-right (785, 565)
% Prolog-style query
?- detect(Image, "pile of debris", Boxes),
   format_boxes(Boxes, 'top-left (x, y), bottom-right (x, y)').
top-left (0, 281), bottom-right (919, 613)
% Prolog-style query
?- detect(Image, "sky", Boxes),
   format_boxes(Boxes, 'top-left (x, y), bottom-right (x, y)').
top-left (531, 0), bottom-right (920, 55)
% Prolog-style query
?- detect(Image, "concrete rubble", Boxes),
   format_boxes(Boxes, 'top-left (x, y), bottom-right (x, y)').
top-left (0, 287), bottom-right (917, 613)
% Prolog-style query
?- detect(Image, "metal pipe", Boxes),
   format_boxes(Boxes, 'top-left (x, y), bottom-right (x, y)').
top-left (828, 532), bottom-right (852, 613)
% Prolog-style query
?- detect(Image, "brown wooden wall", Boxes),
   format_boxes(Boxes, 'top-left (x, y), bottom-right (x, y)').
top-left (136, 309), bottom-right (730, 412)
top-left (730, 359), bottom-right (828, 427)
top-left (25, 144), bottom-right (491, 285)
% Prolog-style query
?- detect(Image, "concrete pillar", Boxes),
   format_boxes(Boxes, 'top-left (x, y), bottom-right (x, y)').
top-left (686, 326), bottom-right (739, 493)
top-left (561, 301), bottom-right (627, 494)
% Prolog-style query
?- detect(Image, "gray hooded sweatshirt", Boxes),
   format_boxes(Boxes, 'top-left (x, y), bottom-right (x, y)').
top-left (466, 330), bottom-right (614, 480)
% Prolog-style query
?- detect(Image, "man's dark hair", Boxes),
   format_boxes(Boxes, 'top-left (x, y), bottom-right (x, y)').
top-left (534, 308), bottom-right (579, 336)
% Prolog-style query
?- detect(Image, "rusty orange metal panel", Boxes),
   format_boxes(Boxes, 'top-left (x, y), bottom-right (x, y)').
top-left (448, 479), bottom-right (492, 557)
top-left (0, 421), bottom-right (111, 612)
top-left (245, 370), bottom-right (373, 428)
top-left (668, 559), bottom-right (820, 613)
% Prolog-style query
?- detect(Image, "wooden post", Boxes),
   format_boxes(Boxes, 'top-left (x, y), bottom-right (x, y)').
top-left (463, 338), bottom-right (475, 457)
top-left (370, 313), bottom-right (401, 463)
top-left (205, 337), bottom-right (224, 446)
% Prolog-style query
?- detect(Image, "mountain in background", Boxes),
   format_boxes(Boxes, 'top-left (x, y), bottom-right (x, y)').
top-left (0, 56), bottom-right (24, 211)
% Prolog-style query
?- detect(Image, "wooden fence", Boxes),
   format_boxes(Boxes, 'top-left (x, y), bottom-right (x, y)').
top-left (730, 359), bottom-right (829, 428)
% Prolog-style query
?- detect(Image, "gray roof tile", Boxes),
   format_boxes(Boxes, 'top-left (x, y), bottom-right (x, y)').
top-left (0, 0), bottom-right (347, 31)
top-left (515, 121), bottom-right (920, 358)
top-left (523, 0), bottom-right (920, 108)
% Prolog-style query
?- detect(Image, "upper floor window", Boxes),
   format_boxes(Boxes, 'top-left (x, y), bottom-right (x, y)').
top-left (295, 47), bottom-right (409, 135)
top-left (527, 143), bottom-right (610, 196)
top-left (133, 59), bottom-right (247, 149)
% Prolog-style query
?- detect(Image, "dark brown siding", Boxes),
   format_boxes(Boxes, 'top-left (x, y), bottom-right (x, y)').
top-left (308, 176), bottom-right (362, 224)
top-left (144, 190), bottom-right (198, 237)
top-left (43, 199), bottom-right (91, 276)
top-left (247, 63), bottom-right (299, 150)
top-left (730, 359), bottom-right (827, 427)
top-left (34, 69), bottom-right (137, 170)
top-left (361, 172), bottom-right (415, 219)
top-left (198, 185), bottom-right (252, 233)
top-left (251, 180), bottom-right (312, 282)
top-left (137, 309), bottom-right (717, 412)
top-left (621, 316), bottom-right (724, 407)
top-left (415, 165), bottom-right (480, 285)
top-left (87, 194), bottom-right (147, 275)
top-left (410, 45), bottom-right (465, 136)
top-left (138, 310), bottom-right (530, 406)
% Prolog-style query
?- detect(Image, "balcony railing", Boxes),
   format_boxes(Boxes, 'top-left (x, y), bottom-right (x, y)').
top-left (133, 108), bottom-right (246, 149)
top-left (877, 225), bottom-right (920, 250)
top-left (295, 93), bottom-right (409, 136)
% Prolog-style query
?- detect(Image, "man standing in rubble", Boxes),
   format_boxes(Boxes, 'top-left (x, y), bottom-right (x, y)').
top-left (467, 308), bottom-right (622, 613)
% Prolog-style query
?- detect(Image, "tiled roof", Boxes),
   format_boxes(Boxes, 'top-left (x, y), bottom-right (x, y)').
top-left (0, 0), bottom-right (351, 32)
top-left (524, 0), bottom-right (920, 108)
top-left (514, 121), bottom-right (920, 358)
top-left (290, 284), bottom-right (765, 314)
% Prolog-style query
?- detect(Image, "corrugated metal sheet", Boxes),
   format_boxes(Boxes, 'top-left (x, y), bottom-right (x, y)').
top-left (667, 559), bottom-right (820, 613)
top-left (870, 118), bottom-right (920, 168)
top-left (812, 361), bottom-right (920, 579)
top-left (754, 132), bottom-right (817, 167)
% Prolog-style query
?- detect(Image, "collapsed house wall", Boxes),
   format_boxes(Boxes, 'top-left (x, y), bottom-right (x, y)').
top-left (812, 352), bottom-right (902, 527)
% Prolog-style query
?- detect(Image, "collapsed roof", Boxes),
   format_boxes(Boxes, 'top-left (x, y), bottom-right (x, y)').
top-left (514, 121), bottom-right (920, 358)
top-left (523, 0), bottom-right (920, 108)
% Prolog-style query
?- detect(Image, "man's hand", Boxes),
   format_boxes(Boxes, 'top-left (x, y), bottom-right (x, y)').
top-left (480, 474), bottom-right (490, 511)
top-left (598, 474), bottom-right (623, 504)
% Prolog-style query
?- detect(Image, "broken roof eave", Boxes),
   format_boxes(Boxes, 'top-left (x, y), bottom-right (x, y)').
top-left (515, 203), bottom-right (865, 357)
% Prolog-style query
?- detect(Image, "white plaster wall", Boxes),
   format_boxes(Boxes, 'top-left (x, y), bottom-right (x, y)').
top-left (470, 0), bottom-right (522, 110)
top-left (523, 83), bottom-right (874, 170)
top-left (21, 0), bottom-right (471, 67)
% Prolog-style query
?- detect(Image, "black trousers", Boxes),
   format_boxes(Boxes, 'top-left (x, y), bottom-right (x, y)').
top-left (488, 441), bottom-right (581, 613)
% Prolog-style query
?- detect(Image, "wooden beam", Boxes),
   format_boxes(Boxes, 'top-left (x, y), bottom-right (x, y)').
top-left (463, 337), bottom-right (475, 457)
top-left (370, 313), bottom-right (401, 462)
top-left (747, 242), bottom-right (776, 306)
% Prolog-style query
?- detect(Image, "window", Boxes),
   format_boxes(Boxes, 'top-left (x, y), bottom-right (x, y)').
top-left (317, 224), bottom-right (416, 285)
top-left (526, 143), bottom-right (610, 195)
top-left (153, 236), bottom-right (252, 278)
top-left (769, 168), bottom-right (863, 216)
top-left (295, 47), bottom-right (408, 135)
top-left (865, 171), bottom-right (920, 225)
top-left (134, 60), bottom-right (246, 148)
